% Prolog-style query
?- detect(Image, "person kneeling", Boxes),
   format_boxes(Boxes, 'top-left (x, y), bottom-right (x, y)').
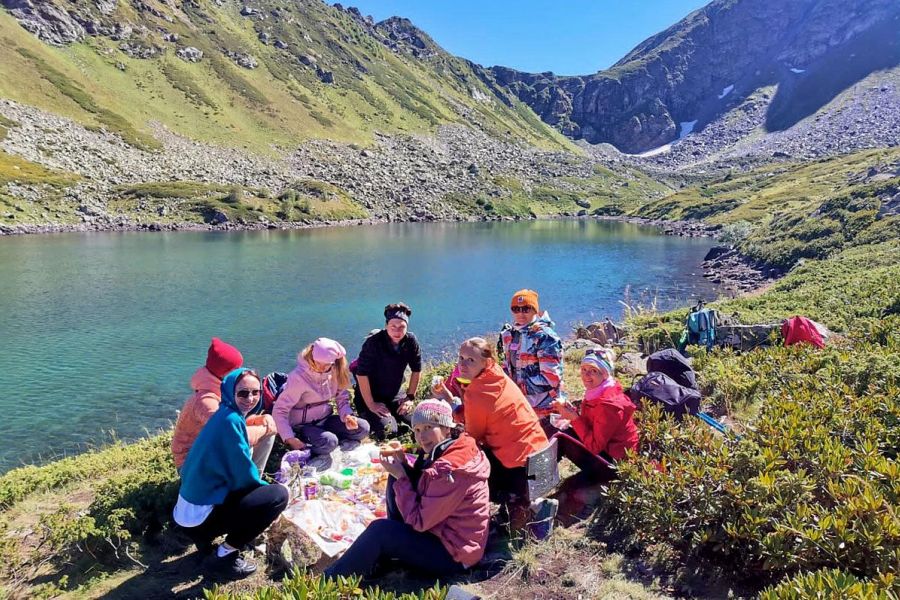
top-left (274, 338), bottom-right (370, 470)
top-left (325, 399), bottom-right (490, 579)
top-left (173, 368), bottom-right (289, 578)
top-left (550, 349), bottom-right (638, 481)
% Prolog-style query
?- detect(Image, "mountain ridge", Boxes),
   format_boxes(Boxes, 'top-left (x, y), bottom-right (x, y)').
top-left (484, 0), bottom-right (900, 157)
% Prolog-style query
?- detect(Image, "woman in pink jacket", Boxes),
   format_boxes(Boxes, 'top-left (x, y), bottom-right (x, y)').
top-left (325, 399), bottom-right (490, 578)
top-left (273, 338), bottom-right (369, 468)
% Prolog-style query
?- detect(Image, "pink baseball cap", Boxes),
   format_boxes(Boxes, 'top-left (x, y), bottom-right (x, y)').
top-left (311, 337), bottom-right (346, 364)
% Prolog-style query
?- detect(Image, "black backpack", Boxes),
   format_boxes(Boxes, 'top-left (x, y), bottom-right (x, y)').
top-left (629, 372), bottom-right (701, 419)
top-left (646, 349), bottom-right (697, 390)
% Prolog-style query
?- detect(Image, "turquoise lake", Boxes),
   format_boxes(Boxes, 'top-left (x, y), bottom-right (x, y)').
top-left (0, 220), bottom-right (718, 471)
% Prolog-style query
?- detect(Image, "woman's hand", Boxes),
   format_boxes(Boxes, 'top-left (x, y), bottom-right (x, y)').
top-left (285, 437), bottom-right (305, 451)
top-left (380, 447), bottom-right (407, 479)
top-left (368, 401), bottom-right (392, 418)
top-left (247, 414), bottom-right (277, 436)
top-left (432, 378), bottom-right (455, 403)
top-left (551, 399), bottom-right (579, 422)
top-left (342, 414), bottom-right (359, 430)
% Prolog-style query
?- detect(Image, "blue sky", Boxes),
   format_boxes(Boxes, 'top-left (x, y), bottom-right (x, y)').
top-left (338, 1), bottom-right (710, 75)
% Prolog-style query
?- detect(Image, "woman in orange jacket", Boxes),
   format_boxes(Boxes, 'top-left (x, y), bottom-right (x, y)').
top-left (453, 337), bottom-right (557, 538)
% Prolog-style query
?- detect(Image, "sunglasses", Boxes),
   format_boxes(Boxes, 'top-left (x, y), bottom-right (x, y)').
top-left (236, 389), bottom-right (262, 399)
top-left (511, 306), bottom-right (534, 313)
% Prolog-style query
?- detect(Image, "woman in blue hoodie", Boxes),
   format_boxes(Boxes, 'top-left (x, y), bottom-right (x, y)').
top-left (173, 368), bottom-right (289, 578)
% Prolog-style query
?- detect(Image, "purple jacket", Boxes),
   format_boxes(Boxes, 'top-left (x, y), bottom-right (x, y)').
top-left (273, 359), bottom-right (352, 441)
top-left (392, 433), bottom-right (491, 567)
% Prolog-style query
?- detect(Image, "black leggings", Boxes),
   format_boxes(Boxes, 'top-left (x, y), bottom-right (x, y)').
top-left (180, 484), bottom-right (289, 549)
top-left (483, 447), bottom-right (529, 504)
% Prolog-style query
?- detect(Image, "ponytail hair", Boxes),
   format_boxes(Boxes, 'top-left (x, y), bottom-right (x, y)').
top-left (301, 344), bottom-right (351, 390)
top-left (461, 337), bottom-right (497, 363)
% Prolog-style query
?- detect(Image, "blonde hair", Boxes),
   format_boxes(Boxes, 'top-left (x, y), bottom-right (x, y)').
top-left (300, 344), bottom-right (351, 390)
top-left (461, 337), bottom-right (497, 362)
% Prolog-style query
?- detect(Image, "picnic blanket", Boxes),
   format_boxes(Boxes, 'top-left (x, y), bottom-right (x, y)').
top-left (277, 443), bottom-right (390, 557)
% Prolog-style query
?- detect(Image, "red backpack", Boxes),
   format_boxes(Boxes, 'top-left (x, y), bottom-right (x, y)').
top-left (781, 316), bottom-right (825, 349)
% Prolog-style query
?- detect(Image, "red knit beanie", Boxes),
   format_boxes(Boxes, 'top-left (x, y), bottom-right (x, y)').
top-left (206, 337), bottom-right (243, 379)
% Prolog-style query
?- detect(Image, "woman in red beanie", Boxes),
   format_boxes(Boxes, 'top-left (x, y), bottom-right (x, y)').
top-left (171, 338), bottom-right (277, 473)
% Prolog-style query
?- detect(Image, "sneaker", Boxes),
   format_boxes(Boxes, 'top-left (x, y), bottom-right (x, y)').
top-left (209, 551), bottom-right (258, 579)
top-left (527, 498), bottom-right (559, 541)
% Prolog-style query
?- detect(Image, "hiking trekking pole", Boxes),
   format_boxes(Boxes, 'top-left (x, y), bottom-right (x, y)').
top-left (697, 411), bottom-right (729, 435)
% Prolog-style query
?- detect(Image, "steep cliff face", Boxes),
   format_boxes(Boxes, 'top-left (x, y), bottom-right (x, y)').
top-left (486, 0), bottom-right (900, 154)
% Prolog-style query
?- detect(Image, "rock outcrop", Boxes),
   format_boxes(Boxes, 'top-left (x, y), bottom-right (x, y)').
top-left (486, 0), bottom-right (900, 155)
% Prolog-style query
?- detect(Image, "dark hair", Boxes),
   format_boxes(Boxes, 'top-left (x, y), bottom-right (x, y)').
top-left (235, 369), bottom-right (261, 386)
top-left (384, 302), bottom-right (412, 319)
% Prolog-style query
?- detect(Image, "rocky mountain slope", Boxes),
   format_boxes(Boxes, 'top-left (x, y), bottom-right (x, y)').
top-left (2, 0), bottom-right (899, 232)
top-left (1, 0), bottom-right (645, 232)
top-left (485, 0), bottom-right (900, 162)
top-left (0, 0), bottom-right (569, 151)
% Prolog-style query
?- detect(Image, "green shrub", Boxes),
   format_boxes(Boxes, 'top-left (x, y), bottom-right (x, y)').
top-left (718, 220), bottom-right (752, 244)
top-left (759, 568), bottom-right (897, 599)
top-left (203, 568), bottom-right (446, 599)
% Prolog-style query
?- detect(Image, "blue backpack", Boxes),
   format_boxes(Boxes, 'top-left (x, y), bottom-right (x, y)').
top-left (685, 302), bottom-right (718, 350)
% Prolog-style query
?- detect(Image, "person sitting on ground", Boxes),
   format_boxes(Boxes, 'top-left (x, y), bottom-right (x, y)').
top-left (171, 337), bottom-right (277, 474)
top-left (550, 348), bottom-right (638, 479)
top-left (274, 338), bottom-right (370, 469)
top-left (173, 368), bottom-right (289, 578)
top-left (453, 337), bottom-right (557, 538)
top-left (353, 303), bottom-right (423, 440)
top-left (499, 289), bottom-right (565, 417)
top-left (324, 399), bottom-right (490, 579)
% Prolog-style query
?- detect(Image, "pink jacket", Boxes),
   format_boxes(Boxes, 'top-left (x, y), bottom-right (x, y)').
top-left (273, 359), bottom-right (352, 441)
top-left (392, 433), bottom-right (491, 568)
top-left (171, 366), bottom-right (267, 469)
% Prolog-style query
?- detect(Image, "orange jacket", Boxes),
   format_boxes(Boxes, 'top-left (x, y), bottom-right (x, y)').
top-left (456, 363), bottom-right (548, 469)
top-left (171, 366), bottom-right (268, 469)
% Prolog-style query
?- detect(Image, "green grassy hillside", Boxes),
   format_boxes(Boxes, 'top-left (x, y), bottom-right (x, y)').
top-left (0, 1), bottom-right (572, 154)
top-left (635, 147), bottom-right (900, 270)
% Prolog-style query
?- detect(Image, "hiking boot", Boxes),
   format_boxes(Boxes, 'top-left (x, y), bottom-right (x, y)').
top-left (209, 551), bottom-right (258, 579)
top-left (527, 498), bottom-right (559, 541)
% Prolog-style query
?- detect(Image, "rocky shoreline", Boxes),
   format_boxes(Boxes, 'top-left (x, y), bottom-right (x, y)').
top-left (1, 209), bottom-right (778, 296)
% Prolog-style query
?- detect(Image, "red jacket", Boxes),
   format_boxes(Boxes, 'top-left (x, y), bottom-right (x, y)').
top-left (571, 380), bottom-right (639, 461)
top-left (392, 434), bottom-right (491, 567)
top-left (455, 363), bottom-right (549, 469)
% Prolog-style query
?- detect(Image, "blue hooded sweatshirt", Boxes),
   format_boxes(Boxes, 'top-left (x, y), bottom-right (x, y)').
top-left (178, 368), bottom-right (266, 505)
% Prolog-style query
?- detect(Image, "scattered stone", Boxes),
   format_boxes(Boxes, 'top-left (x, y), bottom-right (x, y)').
top-left (274, 39), bottom-right (288, 49)
top-left (176, 46), bottom-right (203, 62)
top-left (118, 41), bottom-right (162, 59)
top-left (316, 68), bottom-right (334, 84)
top-left (226, 51), bottom-right (258, 69)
